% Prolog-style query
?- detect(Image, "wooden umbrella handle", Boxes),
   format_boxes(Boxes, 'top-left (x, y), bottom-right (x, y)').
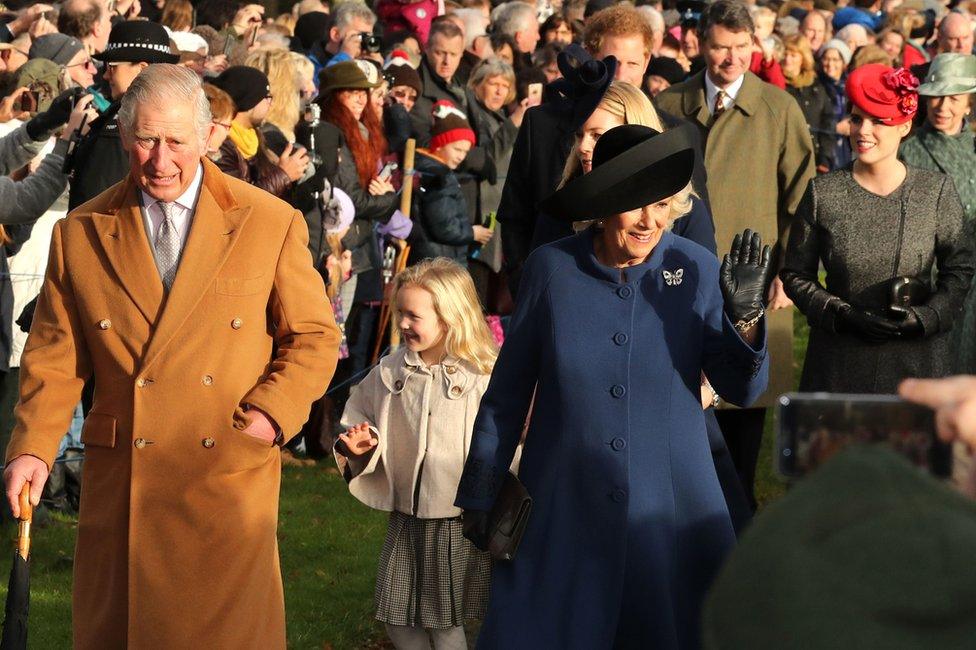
top-left (17, 482), bottom-right (31, 561)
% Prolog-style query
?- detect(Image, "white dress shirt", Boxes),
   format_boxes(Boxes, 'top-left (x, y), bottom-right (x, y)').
top-left (704, 73), bottom-right (745, 116)
top-left (139, 163), bottom-right (204, 253)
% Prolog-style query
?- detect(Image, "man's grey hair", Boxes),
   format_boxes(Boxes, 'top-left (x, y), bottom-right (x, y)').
top-left (454, 7), bottom-right (489, 48)
top-left (118, 64), bottom-right (212, 145)
top-left (333, 1), bottom-right (376, 32)
top-left (491, 2), bottom-right (537, 38)
top-left (636, 6), bottom-right (665, 35)
top-left (835, 23), bottom-right (869, 46)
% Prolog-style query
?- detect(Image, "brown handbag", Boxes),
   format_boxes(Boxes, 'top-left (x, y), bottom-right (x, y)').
top-left (487, 472), bottom-right (532, 562)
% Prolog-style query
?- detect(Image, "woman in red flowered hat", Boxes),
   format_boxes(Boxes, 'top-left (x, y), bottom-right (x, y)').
top-left (781, 63), bottom-right (975, 397)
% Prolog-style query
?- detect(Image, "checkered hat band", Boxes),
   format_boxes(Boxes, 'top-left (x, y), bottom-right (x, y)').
top-left (104, 42), bottom-right (172, 52)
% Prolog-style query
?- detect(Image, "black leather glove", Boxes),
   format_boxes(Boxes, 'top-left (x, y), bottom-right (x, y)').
top-left (461, 509), bottom-right (490, 551)
top-left (25, 87), bottom-right (83, 141)
top-left (890, 305), bottom-right (925, 340)
top-left (720, 228), bottom-right (773, 323)
top-left (836, 303), bottom-right (900, 344)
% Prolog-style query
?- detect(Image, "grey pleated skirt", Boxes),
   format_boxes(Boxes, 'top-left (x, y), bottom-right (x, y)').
top-left (374, 511), bottom-right (491, 629)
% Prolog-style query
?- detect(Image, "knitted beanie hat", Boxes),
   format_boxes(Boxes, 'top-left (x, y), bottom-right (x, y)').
top-left (384, 50), bottom-right (422, 95)
top-left (211, 66), bottom-right (271, 113)
top-left (429, 100), bottom-right (475, 150)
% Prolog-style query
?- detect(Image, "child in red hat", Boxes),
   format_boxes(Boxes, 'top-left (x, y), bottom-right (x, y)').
top-left (411, 101), bottom-right (494, 266)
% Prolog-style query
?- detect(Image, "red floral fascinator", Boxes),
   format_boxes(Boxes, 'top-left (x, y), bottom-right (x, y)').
top-left (846, 64), bottom-right (920, 125)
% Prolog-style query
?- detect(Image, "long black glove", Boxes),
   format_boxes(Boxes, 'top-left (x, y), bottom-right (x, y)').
top-left (25, 87), bottom-right (83, 141)
top-left (461, 509), bottom-right (490, 551)
top-left (720, 228), bottom-right (773, 323)
top-left (836, 303), bottom-right (900, 344)
top-left (889, 304), bottom-right (925, 340)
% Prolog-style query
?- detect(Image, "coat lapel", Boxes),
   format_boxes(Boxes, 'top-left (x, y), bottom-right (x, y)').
top-left (140, 160), bottom-right (251, 372)
top-left (682, 72), bottom-right (711, 130)
top-left (730, 72), bottom-right (761, 118)
top-left (91, 180), bottom-right (165, 324)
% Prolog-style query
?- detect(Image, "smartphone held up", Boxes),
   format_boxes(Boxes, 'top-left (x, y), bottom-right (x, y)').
top-left (776, 392), bottom-right (952, 479)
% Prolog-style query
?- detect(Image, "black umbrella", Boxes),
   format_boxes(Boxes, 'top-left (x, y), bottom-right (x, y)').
top-left (0, 484), bottom-right (32, 650)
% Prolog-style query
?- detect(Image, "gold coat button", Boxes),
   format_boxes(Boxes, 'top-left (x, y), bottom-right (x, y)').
top-left (136, 378), bottom-right (146, 388)
top-left (231, 318), bottom-right (243, 330)
top-left (202, 437), bottom-right (215, 448)
top-left (450, 386), bottom-right (462, 396)
top-left (202, 375), bottom-right (214, 386)
top-left (134, 438), bottom-right (147, 449)
top-left (445, 366), bottom-right (457, 375)
top-left (98, 319), bottom-right (111, 330)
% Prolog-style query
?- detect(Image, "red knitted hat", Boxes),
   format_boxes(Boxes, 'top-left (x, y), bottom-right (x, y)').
top-left (429, 101), bottom-right (476, 150)
top-left (846, 64), bottom-right (919, 125)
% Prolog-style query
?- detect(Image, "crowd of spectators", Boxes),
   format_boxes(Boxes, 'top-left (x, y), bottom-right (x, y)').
top-left (0, 0), bottom-right (976, 644)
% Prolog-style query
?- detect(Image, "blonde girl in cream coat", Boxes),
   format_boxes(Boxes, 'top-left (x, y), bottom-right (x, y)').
top-left (336, 257), bottom-right (497, 650)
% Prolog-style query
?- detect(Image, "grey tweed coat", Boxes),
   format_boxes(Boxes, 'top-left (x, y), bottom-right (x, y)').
top-left (781, 166), bottom-right (975, 393)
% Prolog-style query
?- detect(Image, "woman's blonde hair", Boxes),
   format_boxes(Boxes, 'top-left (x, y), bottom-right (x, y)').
top-left (783, 34), bottom-right (816, 87)
top-left (244, 48), bottom-right (301, 140)
top-left (560, 81), bottom-right (694, 227)
top-left (392, 258), bottom-right (498, 374)
top-left (560, 81), bottom-right (664, 188)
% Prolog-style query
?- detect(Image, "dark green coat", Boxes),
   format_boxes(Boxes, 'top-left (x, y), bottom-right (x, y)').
top-left (901, 125), bottom-right (976, 372)
top-left (656, 71), bottom-right (816, 407)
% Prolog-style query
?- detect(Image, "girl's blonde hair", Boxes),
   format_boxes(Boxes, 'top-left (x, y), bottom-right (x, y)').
top-left (392, 258), bottom-right (498, 374)
top-left (561, 81), bottom-right (694, 228)
top-left (244, 48), bottom-right (301, 140)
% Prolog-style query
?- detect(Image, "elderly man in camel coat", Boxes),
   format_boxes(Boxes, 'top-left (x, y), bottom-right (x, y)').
top-left (2, 64), bottom-right (340, 648)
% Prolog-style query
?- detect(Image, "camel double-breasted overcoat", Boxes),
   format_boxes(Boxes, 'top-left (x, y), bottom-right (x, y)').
top-left (656, 71), bottom-right (815, 406)
top-left (5, 158), bottom-right (340, 648)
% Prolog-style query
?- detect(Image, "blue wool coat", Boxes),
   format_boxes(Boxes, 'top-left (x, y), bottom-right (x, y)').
top-left (455, 227), bottom-right (769, 649)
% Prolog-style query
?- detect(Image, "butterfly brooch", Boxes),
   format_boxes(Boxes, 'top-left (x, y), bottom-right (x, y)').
top-left (663, 268), bottom-right (684, 286)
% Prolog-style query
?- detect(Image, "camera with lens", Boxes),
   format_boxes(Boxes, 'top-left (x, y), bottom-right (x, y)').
top-left (360, 32), bottom-right (382, 54)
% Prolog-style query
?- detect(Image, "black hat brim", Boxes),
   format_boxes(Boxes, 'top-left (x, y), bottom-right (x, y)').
top-left (539, 124), bottom-right (696, 222)
top-left (94, 47), bottom-right (179, 64)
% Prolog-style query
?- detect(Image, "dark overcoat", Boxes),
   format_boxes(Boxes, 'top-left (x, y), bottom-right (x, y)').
top-left (781, 166), bottom-right (974, 392)
top-left (456, 228), bottom-right (769, 648)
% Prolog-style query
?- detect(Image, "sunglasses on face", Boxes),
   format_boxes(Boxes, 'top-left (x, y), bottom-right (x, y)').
top-left (68, 58), bottom-right (96, 70)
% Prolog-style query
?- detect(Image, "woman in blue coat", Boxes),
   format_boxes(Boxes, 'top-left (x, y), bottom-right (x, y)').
top-left (455, 124), bottom-right (772, 649)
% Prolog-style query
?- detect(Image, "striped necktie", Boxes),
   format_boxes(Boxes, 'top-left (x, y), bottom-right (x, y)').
top-left (154, 201), bottom-right (181, 290)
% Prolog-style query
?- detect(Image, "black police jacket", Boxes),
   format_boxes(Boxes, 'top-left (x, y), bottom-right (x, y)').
top-left (68, 101), bottom-right (128, 211)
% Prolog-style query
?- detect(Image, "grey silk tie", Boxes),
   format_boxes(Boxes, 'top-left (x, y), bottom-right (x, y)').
top-left (154, 201), bottom-right (181, 290)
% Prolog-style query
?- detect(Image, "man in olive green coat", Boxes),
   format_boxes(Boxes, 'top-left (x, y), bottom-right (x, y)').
top-left (656, 0), bottom-right (815, 508)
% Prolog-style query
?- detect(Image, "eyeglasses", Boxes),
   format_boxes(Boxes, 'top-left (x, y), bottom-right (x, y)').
top-left (213, 120), bottom-right (232, 129)
top-left (67, 58), bottom-right (97, 70)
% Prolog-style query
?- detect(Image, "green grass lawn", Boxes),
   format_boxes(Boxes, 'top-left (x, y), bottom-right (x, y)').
top-left (0, 312), bottom-right (812, 648)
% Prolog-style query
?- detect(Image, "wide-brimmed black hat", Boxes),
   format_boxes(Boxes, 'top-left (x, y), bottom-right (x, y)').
top-left (94, 20), bottom-right (179, 64)
top-left (539, 124), bottom-right (695, 221)
top-left (548, 44), bottom-right (617, 131)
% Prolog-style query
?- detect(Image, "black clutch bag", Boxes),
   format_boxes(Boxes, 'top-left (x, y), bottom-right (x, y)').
top-left (487, 472), bottom-right (532, 562)
top-left (887, 276), bottom-right (930, 319)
